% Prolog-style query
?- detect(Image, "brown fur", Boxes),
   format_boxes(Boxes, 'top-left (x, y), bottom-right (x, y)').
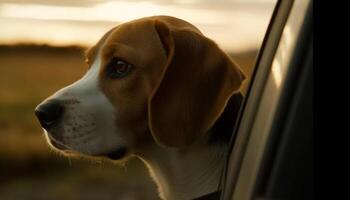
top-left (95, 16), bottom-right (245, 148)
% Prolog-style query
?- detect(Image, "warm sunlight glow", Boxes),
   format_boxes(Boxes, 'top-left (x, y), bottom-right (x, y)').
top-left (271, 59), bottom-right (282, 87)
top-left (271, 23), bottom-right (294, 88)
top-left (0, 0), bottom-right (276, 51)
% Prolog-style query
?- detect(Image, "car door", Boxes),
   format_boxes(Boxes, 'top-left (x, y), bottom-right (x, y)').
top-left (221, 0), bottom-right (313, 199)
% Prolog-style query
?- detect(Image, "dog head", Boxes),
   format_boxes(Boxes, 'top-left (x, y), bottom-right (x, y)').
top-left (35, 16), bottom-right (245, 160)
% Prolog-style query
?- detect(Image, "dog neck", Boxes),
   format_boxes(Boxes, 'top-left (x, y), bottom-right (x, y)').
top-left (137, 141), bottom-right (227, 200)
top-left (136, 93), bottom-right (242, 200)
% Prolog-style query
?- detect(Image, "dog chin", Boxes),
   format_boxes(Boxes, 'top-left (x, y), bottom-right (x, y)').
top-left (48, 139), bottom-right (128, 161)
top-left (44, 130), bottom-right (129, 161)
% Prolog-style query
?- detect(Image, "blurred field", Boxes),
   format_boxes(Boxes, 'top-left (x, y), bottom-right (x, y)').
top-left (0, 44), bottom-right (257, 200)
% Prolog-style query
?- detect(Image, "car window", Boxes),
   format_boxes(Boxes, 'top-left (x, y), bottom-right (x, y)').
top-left (222, 0), bottom-right (313, 199)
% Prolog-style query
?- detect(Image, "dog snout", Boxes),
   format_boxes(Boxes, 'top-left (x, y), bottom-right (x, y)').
top-left (35, 100), bottom-right (64, 130)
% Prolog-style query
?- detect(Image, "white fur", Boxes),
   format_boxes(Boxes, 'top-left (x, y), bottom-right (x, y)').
top-left (41, 47), bottom-right (126, 156)
top-left (137, 142), bottom-right (226, 200)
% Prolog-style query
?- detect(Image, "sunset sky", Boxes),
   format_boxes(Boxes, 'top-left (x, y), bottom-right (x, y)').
top-left (0, 0), bottom-right (276, 52)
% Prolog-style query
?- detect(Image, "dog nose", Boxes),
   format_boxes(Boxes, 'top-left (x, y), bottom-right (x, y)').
top-left (35, 100), bottom-right (63, 130)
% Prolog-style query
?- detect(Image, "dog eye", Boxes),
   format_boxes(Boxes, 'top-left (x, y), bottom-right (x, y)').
top-left (106, 57), bottom-right (133, 78)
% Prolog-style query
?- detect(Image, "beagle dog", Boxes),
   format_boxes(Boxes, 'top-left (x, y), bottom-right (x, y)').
top-left (35, 16), bottom-right (245, 200)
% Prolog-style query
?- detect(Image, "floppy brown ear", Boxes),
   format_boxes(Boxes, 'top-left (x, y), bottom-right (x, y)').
top-left (148, 20), bottom-right (246, 147)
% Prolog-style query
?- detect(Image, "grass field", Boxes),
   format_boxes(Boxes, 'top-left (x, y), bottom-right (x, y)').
top-left (0, 44), bottom-right (257, 200)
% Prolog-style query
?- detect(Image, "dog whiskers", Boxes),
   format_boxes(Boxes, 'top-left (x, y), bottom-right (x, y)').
top-left (67, 157), bottom-right (72, 167)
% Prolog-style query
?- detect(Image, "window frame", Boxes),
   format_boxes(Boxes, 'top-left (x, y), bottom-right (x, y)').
top-left (221, 0), bottom-right (313, 199)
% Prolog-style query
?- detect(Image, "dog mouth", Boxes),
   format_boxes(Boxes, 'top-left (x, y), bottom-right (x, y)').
top-left (46, 133), bottom-right (128, 160)
top-left (103, 147), bottom-right (128, 160)
top-left (47, 137), bottom-right (78, 155)
top-left (50, 139), bottom-right (66, 150)
top-left (49, 138), bottom-right (128, 160)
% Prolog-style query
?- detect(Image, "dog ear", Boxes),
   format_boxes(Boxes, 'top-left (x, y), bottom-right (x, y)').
top-left (148, 20), bottom-right (246, 147)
